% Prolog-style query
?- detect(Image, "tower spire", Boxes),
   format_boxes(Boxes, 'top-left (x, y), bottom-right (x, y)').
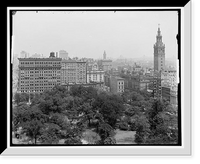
top-left (158, 24), bottom-right (161, 36)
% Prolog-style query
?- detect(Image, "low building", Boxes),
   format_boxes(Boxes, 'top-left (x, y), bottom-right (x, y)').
top-left (61, 82), bottom-right (104, 91)
top-left (120, 74), bottom-right (152, 92)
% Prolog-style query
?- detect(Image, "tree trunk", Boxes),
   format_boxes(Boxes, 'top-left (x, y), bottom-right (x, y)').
top-left (88, 118), bottom-right (91, 127)
top-left (34, 135), bottom-right (37, 144)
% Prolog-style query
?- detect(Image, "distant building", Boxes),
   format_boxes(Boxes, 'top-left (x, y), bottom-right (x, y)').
top-left (20, 51), bottom-right (28, 58)
top-left (30, 53), bottom-right (41, 58)
top-left (97, 51), bottom-right (112, 71)
top-left (103, 50), bottom-right (106, 60)
top-left (61, 59), bottom-right (87, 84)
top-left (110, 76), bottom-right (124, 94)
top-left (86, 62), bottom-right (104, 83)
top-left (154, 25), bottom-right (165, 71)
top-left (18, 55), bottom-right (62, 93)
top-left (49, 52), bottom-right (55, 58)
top-left (134, 65), bottom-right (142, 72)
top-left (59, 50), bottom-right (68, 59)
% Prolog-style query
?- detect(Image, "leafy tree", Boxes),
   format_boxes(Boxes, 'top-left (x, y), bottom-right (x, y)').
top-left (13, 103), bottom-right (30, 132)
top-left (40, 123), bottom-right (61, 144)
top-left (70, 85), bottom-right (97, 101)
top-left (94, 122), bottom-right (115, 144)
top-left (64, 137), bottom-right (82, 145)
top-left (13, 105), bottom-right (48, 144)
top-left (103, 137), bottom-right (116, 144)
top-left (62, 126), bottom-right (82, 145)
top-left (78, 102), bottom-right (95, 127)
top-left (134, 115), bottom-right (150, 144)
top-left (93, 93), bottom-right (124, 128)
top-left (144, 99), bottom-right (178, 144)
top-left (14, 93), bottom-right (29, 105)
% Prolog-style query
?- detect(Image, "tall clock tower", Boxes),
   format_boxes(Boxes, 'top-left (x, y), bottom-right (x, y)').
top-left (154, 25), bottom-right (165, 72)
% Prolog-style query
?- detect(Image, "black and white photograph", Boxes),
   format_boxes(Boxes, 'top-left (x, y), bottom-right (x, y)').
top-left (3, 3), bottom-right (192, 156)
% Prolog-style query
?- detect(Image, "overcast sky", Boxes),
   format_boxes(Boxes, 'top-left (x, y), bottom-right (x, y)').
top-left (12, 10), bottom-right (178, 60)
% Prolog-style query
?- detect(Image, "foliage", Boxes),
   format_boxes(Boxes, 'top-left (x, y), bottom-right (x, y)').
top-left (13, 84), bottom-right (178, 145)
top-left (40, 123), bottom-right (61, 144)
top-left (14, 93), bottom-right (29, 104)
top-left (117, 122), bottom-right (129, 131)
top-left (134, 115), bottom-right (150, 144)
top-left (139, 99), bottom-right (178, 144)
top-left (96, 136), bottom-right (116, 144)
top-left (93, 93), bottom-right (124, 128)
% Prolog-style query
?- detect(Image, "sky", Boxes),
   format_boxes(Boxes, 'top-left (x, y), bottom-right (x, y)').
top-left (12, 10), bottom-right (178, 60)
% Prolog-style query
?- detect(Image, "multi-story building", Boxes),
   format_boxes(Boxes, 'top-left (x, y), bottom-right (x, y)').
top-left (161, 83), bottom-right (177, 105)
top-left (153, 71), bottom-right (162, 98)
top-left (154, 25), bottom-right (165, 72)
top-left (61, 59), bottom-right (87, 85)
top-left (86, 62), bottom-right (104, 83)
top-left (110, 76), bottom-right (124, 94)
top-left (161, 69), bottom-right (178, 104)
top-left (18, 55), bottom-right (62, 93)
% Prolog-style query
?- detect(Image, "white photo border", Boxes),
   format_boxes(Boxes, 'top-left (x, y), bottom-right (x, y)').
top-left (3, 3), bottom-right (191, 156)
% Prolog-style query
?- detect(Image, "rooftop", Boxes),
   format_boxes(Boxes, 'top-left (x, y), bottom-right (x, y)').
top-left (18, 58), bottom-right (62, 61)
top-left (113, 76), bottom-right (124, 80)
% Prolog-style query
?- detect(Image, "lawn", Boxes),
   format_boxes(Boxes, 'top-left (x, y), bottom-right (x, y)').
top-left (82, 129), bottom-right (101, 144)
top-left (81, 129), bottom-right (136, 144)
top-left (114, 129), bottom-right (136, 144)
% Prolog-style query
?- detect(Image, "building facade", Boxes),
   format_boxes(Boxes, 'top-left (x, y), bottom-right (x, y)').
top-left (161, 69), bottom-right (178, 105)
top-left (153, 71), bottom-right (162, 98)
top-left (110, 76), bottom-right (124, 94)
top-left (86, 62), bottom-right (104, 83)
top-left (154, 26), bottom-right (165, 72)
top-left (18, 57), bottom-right (62, 93)
top-left (61, 59), bottom-right (87, 85)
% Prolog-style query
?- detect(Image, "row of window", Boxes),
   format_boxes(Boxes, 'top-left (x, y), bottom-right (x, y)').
top-left (21, 71), bottom-right (60, 73)
top-left (20, 68), bottom-right (60, 71)
top-left (20, 61), bottom-right (61, 65)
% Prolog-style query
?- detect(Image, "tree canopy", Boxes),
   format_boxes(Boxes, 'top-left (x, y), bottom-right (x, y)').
top-left (13, 85), bottom-right (178, 145)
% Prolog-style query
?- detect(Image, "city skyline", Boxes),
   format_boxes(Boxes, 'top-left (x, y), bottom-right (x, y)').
top-left (12, 11), bottom-right (178, 61)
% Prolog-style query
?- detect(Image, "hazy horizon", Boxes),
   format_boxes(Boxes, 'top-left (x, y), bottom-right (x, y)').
top-left (12, 10), bottom-right (178, 61)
